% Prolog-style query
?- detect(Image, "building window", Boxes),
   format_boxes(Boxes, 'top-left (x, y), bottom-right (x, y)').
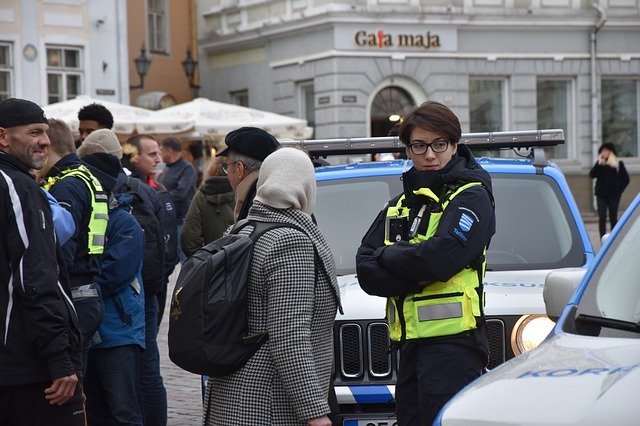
top-left (370, 86), bottom-right (415, 137)
top-left (46, 46), bottom-right (82, 104)
top-left (298, 81), bottom-right (315, 138)
top-left (537, 79), bottom-right (572, 159)
top-left (231, 89), bottom-right (248, 107)
top-left (602, 79), bottom-right (639, 157)
top-left (469, 78), bottom-right (505, 132)
top-left (148, 0), bottom-right (167, 53)
top-left (0, 43), bottom-right (12, 101)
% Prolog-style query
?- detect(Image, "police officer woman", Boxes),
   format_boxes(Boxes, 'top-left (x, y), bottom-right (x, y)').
top-left (356, 101), bottom-right (496, 425)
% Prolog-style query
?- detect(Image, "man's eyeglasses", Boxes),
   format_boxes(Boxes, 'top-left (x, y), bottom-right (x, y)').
top-left (408, 139), bottom-right (450, 155)
top-left (221, 160), bottom-right (241, 175)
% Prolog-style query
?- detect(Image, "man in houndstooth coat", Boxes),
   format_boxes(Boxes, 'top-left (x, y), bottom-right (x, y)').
top-left (204, 147), bottom-right (342, 425)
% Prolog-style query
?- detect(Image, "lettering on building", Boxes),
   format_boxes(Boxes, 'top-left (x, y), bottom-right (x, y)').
top-left (354, 30), bottom-right (441, 50)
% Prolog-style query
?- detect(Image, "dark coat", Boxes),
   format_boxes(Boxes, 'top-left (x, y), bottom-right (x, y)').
top-left (589, 160), bottom-right (630, 199)
top-left (0, 152), bottom-right (82, 386)
top-left (181, 176), bottom-right (235, 257)
top-left (158, 157), bottom-right (197, 224)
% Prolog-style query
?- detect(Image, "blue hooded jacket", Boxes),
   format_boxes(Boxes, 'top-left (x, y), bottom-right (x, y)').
top-left (93, 191), bottom-right (146, 349)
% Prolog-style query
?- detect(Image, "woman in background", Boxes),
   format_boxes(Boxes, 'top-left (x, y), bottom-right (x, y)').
top-left (589, 142), bottom-right (630, 237)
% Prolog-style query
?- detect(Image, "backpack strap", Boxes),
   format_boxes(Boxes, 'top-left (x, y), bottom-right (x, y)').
top-left (126, 176), bottom-right (142, 196)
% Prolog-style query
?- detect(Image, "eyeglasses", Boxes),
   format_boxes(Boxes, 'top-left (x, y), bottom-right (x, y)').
top-left (408, 139), bottom-right (450, 155)
top-left (221, 160), bottom-right (240, 175)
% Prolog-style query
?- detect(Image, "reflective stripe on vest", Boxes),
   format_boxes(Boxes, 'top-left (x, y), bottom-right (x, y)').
top-left (384, 182), bottom-right (486, 342)
top-left (44, 165), bottom-right (108, 255)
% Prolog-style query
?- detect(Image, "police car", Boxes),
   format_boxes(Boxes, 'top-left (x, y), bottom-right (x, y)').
top-left (434, 192), bottom-right (640, 426)
top-left (282, 130), bottom-right (595, 425)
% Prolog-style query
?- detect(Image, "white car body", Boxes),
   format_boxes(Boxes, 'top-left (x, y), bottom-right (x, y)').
top-left (436, 193), bottom-right (640, 426)
top-left (438, 333), bottom-right (640, 426)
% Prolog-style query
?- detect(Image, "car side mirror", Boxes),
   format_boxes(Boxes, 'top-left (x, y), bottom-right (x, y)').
top-left (543, 268), bottom-right (586, 321)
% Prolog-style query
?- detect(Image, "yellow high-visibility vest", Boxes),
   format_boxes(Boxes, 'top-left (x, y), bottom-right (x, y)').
top-left (384, 182), bottom-right (487, 342)
top-left (44, 165), bottom-right (108, 254)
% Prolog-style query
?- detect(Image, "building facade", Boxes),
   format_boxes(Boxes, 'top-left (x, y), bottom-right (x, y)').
top-left (197, 0), bottom-right (640, 212)
top-left (0, 0), bottom-right (198, 109)
top-left (0, 0), bottom-right (128, 104)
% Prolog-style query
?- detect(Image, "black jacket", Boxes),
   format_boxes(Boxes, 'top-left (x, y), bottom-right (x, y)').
top-left (356, 145), bottom-right (496, 298)
top-left (0, 151), bottom-right (82, 386)
top-left (589, 160), bottom-right (630, 199)
top-left (158, 157), bottom-right (197, 224)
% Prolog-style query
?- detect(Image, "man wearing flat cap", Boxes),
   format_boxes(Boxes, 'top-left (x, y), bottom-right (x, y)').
top-left (0, 98), bottom-right (85, 424)
top-left (217, 126), bottom-right (281, 221)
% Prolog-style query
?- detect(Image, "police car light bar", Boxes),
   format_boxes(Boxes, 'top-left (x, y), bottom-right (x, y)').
top-left (280, 129), bottom-right (565, 156)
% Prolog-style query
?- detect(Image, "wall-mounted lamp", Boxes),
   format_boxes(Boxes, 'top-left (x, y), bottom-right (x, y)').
top-left (181, 47), bottom-right (200, 92)
top-left (129, 44), bottom-right (151, 90)
top-left (389, 114), bottom-right (401, 122)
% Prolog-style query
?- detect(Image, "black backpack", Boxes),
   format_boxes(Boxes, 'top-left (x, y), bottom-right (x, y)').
top-left (168, 220), bottom-right (300, 377)
top-left (117, 177), bottom-right (165, 296)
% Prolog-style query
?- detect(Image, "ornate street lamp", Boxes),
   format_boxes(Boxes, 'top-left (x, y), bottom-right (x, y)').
top-left (181, 47), bottom-right (200, 93)
top-left (130, 44), bottom-right (151, 90)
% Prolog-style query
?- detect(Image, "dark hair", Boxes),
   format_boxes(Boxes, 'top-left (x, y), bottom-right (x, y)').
top-left (598, 142), bottom-right (617, 156)
top-left (399, 101), bottom-right (461, 146)
top-left (161, 137), bottom-right (182, 153)
top-left (126, 134), bottom-right (156, 152)
top-left (78, 103), bottom-right (114, 129)
top-left (47, 118), bottom-right (76, 155)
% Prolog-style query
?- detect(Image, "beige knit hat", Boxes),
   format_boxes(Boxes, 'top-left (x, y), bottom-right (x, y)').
top-left (77, 128), bottom-right (122, 159)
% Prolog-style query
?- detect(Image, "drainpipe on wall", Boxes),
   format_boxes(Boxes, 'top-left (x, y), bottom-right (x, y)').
top-left (590, 1), bottom-right (607, 211)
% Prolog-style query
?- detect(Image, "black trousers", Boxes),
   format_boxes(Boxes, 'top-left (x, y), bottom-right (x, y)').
top-left (395, 341), bottom-right (484, 426)
top-left (596, 194), bottom-right (621, 237)
top-left (0, 381), bottom-right (85, 426)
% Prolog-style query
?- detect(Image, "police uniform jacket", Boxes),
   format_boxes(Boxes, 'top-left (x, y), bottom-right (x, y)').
top-left (204, 202), bottom-right (341, 425)
top-left (356, 145), bottom-right (495, 348)
top-left (0, 151), bottom-right (83, 386)
top-left (44, 153), bottom-right (100, 286)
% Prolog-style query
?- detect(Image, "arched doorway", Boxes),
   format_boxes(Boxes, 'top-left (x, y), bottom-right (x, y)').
top-left (370, 86), bottom-right (415, 137)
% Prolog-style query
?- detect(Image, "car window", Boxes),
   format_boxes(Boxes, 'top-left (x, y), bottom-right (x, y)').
top-left (316, 176), bottom-right (401, 275)
top-left (488, 174), bottom-right (585, 270)
top-left (576, 206), bottom-right (640, 331)
top-left (315, 171), bottom-right (586, 275)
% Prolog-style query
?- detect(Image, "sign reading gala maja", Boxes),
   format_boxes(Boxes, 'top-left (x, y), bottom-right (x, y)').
top-left (354, 29), bottom-right (441, 50)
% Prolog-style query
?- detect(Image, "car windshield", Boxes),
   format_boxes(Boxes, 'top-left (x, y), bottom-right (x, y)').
top-left (575, 206), bottom-right (640, 336)
top-left (315, 172), bottom-right (585, 275)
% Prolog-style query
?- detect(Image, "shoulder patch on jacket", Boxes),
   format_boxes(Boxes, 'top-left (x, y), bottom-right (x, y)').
top-left (449, 206), bottom-right (479, 246)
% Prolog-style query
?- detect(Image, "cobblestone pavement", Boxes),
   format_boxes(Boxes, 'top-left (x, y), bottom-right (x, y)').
top-left (160, 267), bottom-right (203, 425)
top-left (160, 218), bottom-right (602, 425)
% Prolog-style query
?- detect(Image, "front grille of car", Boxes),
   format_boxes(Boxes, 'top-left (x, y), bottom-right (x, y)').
top-left (486, 318), bottom-right (506, 369)
top-left (336, 318), bottom-right (508, 380)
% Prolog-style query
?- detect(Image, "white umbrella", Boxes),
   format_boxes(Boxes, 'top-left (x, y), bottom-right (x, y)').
top-left (42, 95), bottom-right (154, 135)
top-left (136, 97), bottom-right (313, 140)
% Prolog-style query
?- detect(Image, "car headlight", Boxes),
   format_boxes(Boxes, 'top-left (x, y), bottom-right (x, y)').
top-left (510, 314), bottom-right (555, 356)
